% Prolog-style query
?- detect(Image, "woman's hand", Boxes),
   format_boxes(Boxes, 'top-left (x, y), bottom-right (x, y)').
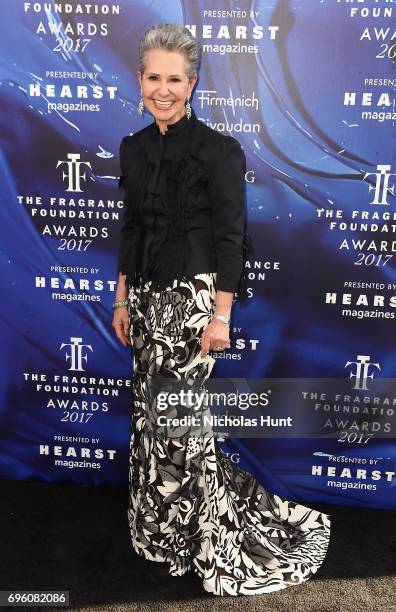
top-left (112, 306), bottom-right (131, 347)
top-left (200, 319), bottom-right (230, 357)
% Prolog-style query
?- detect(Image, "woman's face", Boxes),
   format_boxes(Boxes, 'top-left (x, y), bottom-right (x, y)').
top-left (138, 48), bottom-right (197, 132)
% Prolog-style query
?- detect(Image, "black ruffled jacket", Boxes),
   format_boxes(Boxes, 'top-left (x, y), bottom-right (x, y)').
top-left (117, 106), bottom-right (253, 303)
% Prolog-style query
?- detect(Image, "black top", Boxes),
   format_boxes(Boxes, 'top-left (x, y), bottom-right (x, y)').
top-left (117, 105), bottom-right (253, 302)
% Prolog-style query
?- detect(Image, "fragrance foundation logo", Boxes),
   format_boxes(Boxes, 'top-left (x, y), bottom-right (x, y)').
top-left (302, 353), bottom-right (396, 492)
top-left (364, 165), bottom-right (396, 206)
top-left (336, 0), bottom-right (395, 123)
top-left (18, 150), bottom-right (122, 302)
top-left (318, 163), bottom-right (396, 318)
top-left (57, 153), bottom-right (92, 192)
top-left (23, 334), bottom-right (130, 413)
top-left (344, 354), bottom-right (381, 391)
top-left (60, 337), bottom-right (93, 372)
top-left (304, 353), bottom-right (393, 441)
top-left (23, 333), bottom-right (131, 470)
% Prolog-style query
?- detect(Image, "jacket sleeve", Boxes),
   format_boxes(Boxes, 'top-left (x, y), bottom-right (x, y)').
top-left (207, 136), bottom-right (247, 295)
top-left (116, 136), bottom-right (136, 276)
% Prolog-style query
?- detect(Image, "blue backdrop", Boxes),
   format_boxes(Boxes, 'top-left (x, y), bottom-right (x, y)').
top-left (0, 0), bottom-right (395, 509)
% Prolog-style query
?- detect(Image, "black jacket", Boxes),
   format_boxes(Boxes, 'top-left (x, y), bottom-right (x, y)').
top-left (117, 105), bottom-right (253, 302)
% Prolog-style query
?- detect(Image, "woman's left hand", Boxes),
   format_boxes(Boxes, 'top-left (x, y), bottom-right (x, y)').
top-left (200, 319), bottom-right (230, 357)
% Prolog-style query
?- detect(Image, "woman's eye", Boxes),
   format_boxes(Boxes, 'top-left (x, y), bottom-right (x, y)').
top-left (148, 76), bottom-right (180, 82)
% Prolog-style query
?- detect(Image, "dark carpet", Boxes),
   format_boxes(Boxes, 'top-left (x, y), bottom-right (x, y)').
top-left (0, 479), bottom-right (395, 611)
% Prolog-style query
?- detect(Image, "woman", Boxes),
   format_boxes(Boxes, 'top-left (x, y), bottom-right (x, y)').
top-left (112, 23), bottom-right (331, 597)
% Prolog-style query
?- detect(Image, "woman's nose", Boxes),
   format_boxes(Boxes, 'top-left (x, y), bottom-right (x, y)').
top-left (156, 81), bottom-right (171, 97)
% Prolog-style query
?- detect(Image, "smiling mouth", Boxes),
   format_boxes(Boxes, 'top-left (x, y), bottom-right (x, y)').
top-left (153, 99), bottom-right (174, 108)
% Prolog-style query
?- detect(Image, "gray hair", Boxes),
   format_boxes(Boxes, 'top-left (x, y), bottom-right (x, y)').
top-left (138, 23), bottom-right (201, 81)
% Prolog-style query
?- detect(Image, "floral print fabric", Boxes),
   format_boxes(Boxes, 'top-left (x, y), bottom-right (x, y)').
top-left (127, 272), bottom-right (331, 596)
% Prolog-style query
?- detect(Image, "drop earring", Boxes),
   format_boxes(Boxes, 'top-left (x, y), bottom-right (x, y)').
top-left (185, 97), bottom-right (191, 119)
top-left (138, 94), bottom-right (145, 116)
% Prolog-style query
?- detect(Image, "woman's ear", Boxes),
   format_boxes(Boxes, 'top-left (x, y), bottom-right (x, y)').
top-left (188, 74), bottom-right (198, 96)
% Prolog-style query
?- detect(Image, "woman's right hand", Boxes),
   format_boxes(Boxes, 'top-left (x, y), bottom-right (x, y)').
top-left (112, 306), bottom-right (131, 347)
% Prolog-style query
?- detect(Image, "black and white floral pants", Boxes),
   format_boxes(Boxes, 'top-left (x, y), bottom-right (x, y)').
top-left (127, 272), bottom-right (331, 596)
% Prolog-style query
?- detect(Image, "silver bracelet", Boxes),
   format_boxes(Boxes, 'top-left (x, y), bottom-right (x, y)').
top-left (212, 313), bottom-right (230, 325)
top-left (112, 299), bottom-right (128, 309)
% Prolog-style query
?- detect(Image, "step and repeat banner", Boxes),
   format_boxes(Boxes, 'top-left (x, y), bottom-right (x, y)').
top-left (0, 0), bottom-right (395, 509)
